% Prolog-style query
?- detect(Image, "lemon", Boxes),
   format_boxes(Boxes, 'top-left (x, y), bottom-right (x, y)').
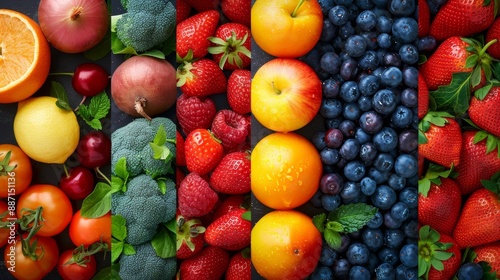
top-left (14, 96), bottom-right (79, 164)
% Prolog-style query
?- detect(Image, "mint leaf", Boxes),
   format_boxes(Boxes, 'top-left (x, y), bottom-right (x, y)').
top-left (88, 92), bottom-right (111, 120)
top-left (430, 72), bottom-right (472, 116)
top-left (123, 243), bottom-right (136, 255)
top-left (151, 227), bottom-right (176, 258)
top-left (312, 213), bottom-right (326, 233)
top-left (81, 182), bottom-right (112, 218)
top-left (324, 228), bottom-right (342, 250)
top-left (328, 203), bottom-right (377, 233)
top-left (326, 221), bottom-right (344, 232)
top-left (49, 81), bottom-right (72, 110)
top-left (111, 239), bottom-right (123, 263)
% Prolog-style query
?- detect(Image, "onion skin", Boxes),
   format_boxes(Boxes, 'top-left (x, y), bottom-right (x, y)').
top-left (38, 0), bottom-right (109, 53)
top-left (111, 56), bottom-right (177, 119)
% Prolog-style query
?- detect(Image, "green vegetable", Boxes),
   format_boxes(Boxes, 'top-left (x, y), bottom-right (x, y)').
top-left (114, 0), bottom-right (176, 53)
top-left (111, 174), bottom-right (176, 245)
top-left (118, 243), bottom-right (176, 280)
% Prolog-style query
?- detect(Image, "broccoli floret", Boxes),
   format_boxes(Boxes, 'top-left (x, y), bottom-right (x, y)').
top-left (111, 174), bottom-right (176, 245)
top-left (119, 243), bottom-right (176, 280)
top-left (116, 0), bottom-right (176, 52)
top-left (111, 117), bottom-right (176, 178)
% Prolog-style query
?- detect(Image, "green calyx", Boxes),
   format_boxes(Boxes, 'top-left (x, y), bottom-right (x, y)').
top-left (418, 111), bottom-right (455, 144)
top-left (418, 164), bottom-right (457, 197)
top-left (462, 37), bottom-right (497, 88)
top-left (0, 151), bottom-right (16, 176)
top-left (418, 225), bottom-right (454, 279)
top-left (176, 215), bottom-right (205, 252)
top-left (208, 31), bottom-right (251, 69)
top-left (481, 170), bottom-right (500, 197)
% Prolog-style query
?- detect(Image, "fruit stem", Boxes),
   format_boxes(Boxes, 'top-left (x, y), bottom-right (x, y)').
top-left (74, 96), bottom-right (87, 112)
top-left (48, 72), bottom-right (74, 76)
top-left (291, 0), bottom-right (306, 17)
top-left (95, 167), bottom-right (112, 186)
top-left (63, 163), bottom-right (70, 178)
top-left (271, 82), bottom-right (282, 95)
top-left (479, 39), bottom-right (498, 57)
top-left (134, 96), bottom-right (152, 121)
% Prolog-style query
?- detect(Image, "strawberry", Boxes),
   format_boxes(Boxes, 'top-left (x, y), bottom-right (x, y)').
top-left (185, 0), bottom-right (220, 12)
top-left (210, 152), bottom-right (250, 194)
top-left (176, 167), bottom-right (185, 189)
top-left (429, 0), bottom-right (495, 41)
top-left (418, 112), bottom-right (462, 168)
top-left (211, 110), bottom-right (250, 151)
top-left (204, 208), bottom-right (251, 251)
top-left (176, 94), bottom-right (217, 136)
top-left (211, 195), bottom-right (247, 221)
top-left (418, 166), bottom-right (461, 235)
top-left (221, 0), bottom-right (251, 27)
top-left (418, 0), bottom-right (430, 37)
top-left (418, 73), bottom-right (429, 120)
top-left (455, 130), bottom-right (500, 194)
top-left (176, 215), bottom-right (206, 260)
top-left (179, 246), bottom-right (230, 280)
top-left (474, 242), bottom-right (500, 274)
top-left (419, 225), bottom-right (462, 280)
top-left (469, 86), bottom-right (500, 137)
top-left (453, 171), bottom-right (500, 248)
top-left (208, 23), bottom-right (251, 70)
top-left (176, 0), bottom-right (192, 24)
top-left (486, 18), bottom-right (500, 59)
top-left (184, 129), bottom-right (224, 175)
top-left (176, 131), bottom-right (186, 166)
top-left (178, 172), bottom-right (219, 217)
top-left (227, 69), bottom-right (251, 115)
top-left (177, 58), bottom-right (227, 97)
top-left (176, 10), bottom-right (220, 59)
top-left (226, 248), bottom-right (251, 280)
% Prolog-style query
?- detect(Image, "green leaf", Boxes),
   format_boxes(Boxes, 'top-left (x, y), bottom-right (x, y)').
top-left (111, 31), bottom-right (138, 55)
top-left (465, 54), bottom-right (479, 68)
top-left (326, 221), bottom-right (344, 232)
top-left (430, 72), bottom-right (472, 116)
top-left (80, 182), bottom-right (112, 218)
top-left (112, 157), bottom-right (129, 192)
top-left (328, 203), bottom-right (377, 233)
top-left (151, 228), bottom-right (176, 258)
top-left (153, 124), bottom-right (167, 145)
top-left (149, 143), bottom-right (171, 161)
top-left (433, 250), bottom-right (453, 261)
top-left (92, 263), bottom-right (121, 280)
top-left (492, 61), bottom-right (500, 80)
top-left (165, 218), bottom-right (176, 233)
top-left (242, 211), bottom-right (251, 221)
top-left (49, 81), bottom-right (72, 110)
top-left (88, 92), bottom-right (111, 120)
top-left (123, 243), bottom-right (136, 255)
top-left (471, 64), bottom-right (482, 87)
top-left (312, 213), bottom-right (326, 233)
top-left (84, 30), bottom-right (111, 61)
top-left (111, 215), bottom-right (127, 241)
top-left (139, 49), bottom-right (165, 59)
top-left (474, 83), bottom-right (493, 100)
top-left (418, 256), bottom-right (428, 277)
top-left (431, 258), bottom-right (445, 271)
top-left (324, 229), bottom-right (342, 250)
top-left (156, 178), bottom-right (167, 195)
top-left (111, 239), bottom-right (123, 263)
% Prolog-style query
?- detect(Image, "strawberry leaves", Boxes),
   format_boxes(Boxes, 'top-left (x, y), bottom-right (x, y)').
top-left (418, 225), bottom-right (454, 279)
top-left (481, 170), bottom-right (500, 196)
top-left (418, 164), bottom-right (457, 197)
top-left (418, 111), bottom-right (455, 144)
top-left (208, 31), bottom-right (251, 69)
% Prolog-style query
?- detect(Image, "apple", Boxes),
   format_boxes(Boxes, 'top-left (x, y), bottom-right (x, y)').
top-left (251, 0), bottom-right (323, 58)
top-left (251, 58), bottom-right (322, 132)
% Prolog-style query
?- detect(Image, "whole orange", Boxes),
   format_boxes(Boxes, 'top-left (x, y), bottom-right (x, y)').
top-left (251, 0), bottom-right (323, 58)
top-left (251, 132), bottom-right (322, 209)
top-left (251, 210), bottom-right (322, 280)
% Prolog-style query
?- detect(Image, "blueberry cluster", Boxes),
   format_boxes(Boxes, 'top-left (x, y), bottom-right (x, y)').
top-left (303, 0), bottom-right (419, 278)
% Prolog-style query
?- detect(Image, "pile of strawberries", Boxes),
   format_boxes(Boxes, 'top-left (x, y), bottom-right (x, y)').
top-left (173, 0), bottom-right (252, 279)
top-left (418, 0), bottom-right (500, 278)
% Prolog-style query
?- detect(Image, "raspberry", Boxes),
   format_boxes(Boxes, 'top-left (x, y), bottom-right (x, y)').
top-left (178, 173), bottom-right (218, 217)
top-left (211, 109), bottom-right (250, 151)
top-left (177, 94), bottom-right (217, 135)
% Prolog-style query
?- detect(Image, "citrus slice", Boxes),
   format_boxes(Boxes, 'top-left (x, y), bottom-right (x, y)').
top-left (0, 9), bottom-right (51, 103)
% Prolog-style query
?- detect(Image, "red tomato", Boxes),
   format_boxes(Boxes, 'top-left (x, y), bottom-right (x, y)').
top-left (0, 200), bottom-right (17, 248)
top-left (17, 184), bottom-right (73, 237)
top-left (57, 249), bottom-right (97, 280)
top-left (4, 235), bottom-right (59, 280)
top-left (0, 144), bottom-right (32, 198)
top-left (69, 210), bottom-right (111, 247)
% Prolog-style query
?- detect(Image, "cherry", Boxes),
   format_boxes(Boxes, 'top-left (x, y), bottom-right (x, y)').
top-left (76, 131), bottom-right (111, 169)
top-left (72, 63), bottom-right (109, 97)
top-left (60, 166), bottom-right (95, 200)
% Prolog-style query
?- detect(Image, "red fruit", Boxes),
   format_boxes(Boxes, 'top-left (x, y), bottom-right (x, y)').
top-left (474, 242), bottom-right (500, 274)
top-left (176, 94), bottom-right (217, 136)
top-left (418, 154), bottom-right (425, 178)
top-left (227, 69), bottom-right (251, 115)
top-left (204, 208), bottom-right (251, 251)
top-left (176, 215), bottom-right (206, 260)
top-left (72, 63), bottom-right (109, 98)
top-left (418, 176), bottom-right (461, 236)
top-left (418, 113), bottom-right (462, 168)
top-left (417, 73), bottom-right (429, 119)
top-left (208, 23), bottom-right (251, 70)
top-left (178, 173), bottom-right (218, 217)
top-left (176, 131), bottom-right (186, 166)
top-left (453, 188), bottom-right (500, 248)
top-left (226, 249), bottom-right (251, 280)
top-left (177, 58), bottom-right (227, 97)
top-left (175, 167), bottom-right (185, 189)
top-left (429, 0), bottom-right (495, 41)
top-left (455, 130), bottom-right (500, 195)
top-left (176, 0), bottom-right (192, 24)
top-left (184, 129), bottom-right (224, 175)
top-left (221, 0), bottom-right (251, 27)
top-left (486, 18), bottom-right (500, 59)
top-left (176, 10), bottom-right (220, 59)
top-left (76, 131), bottom-right (111, 169)
top-left (59, 166), bottom-right (95, 200)
top-left (211, 110), bottom-right (250, 151)
top-left (210, 152), bottom-right (250, 194)
top-left (418, 0), bottom-right (430, 37)
top-left (179, 246), bottom-right (230, 280)
top-left (211, 195), bottom-right (246, 222)
top-left (469, 86), bottom-right (500, 137)
top-left (427, 232), bottom-right (462, 280)
top-left (184, 0), bottom-right (219, 12)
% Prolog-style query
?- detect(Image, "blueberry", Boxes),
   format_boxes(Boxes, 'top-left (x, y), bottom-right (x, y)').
top-left (320, 20), bottom-right (337, 42)
top-left (373, 127), bottom-right (398, 152)
top-left (346, 3), bottom-right (360, 21)
top-left (325, 128), bottom-right (344, 148)
top-left (362, 228), bottom-right (384, 252)
top-left (320, 52), bottom-right (341, 74)
top-left (399, 44), bottom-right (419, 64)
top-left (355, 127), bottom-right (371, 144)
top-left (368, 168), bottom-right (390, 184)
top-left (375, 263), bottom-right (396, 280)
top-left (340, 139), bottom-right (360, 160)
top-left (359, 111), bottom-right (383, 134)
top-left (399, 130), bottom-right (417, 153)
top-left (310, 265), bottom-right (333, 280)
top-left (336, 157), bottom-right (348, 169)
top-left (318, 0), bottom-right (335, 14)
top-left (391, 105), bottom-right (413, 128)
top-left (399, 187), bottom-right (418, 208)
top-left (389, 0), bottom-right (416, 16)
top-left (457, 262), bottom-right (483, 280)
top-left (349, 266), bottom-right (371, 280)
top-left (358, 75), bottom-right (380, 96)
top-left (384, 211), bottom-right (403, 229)
top-left (371, 185), bottom-right (397, 210)
top-left (400, 88), bottom-right (418, 108)
top-left (320, 147), bottom-right (340, 165)
top-left (392, 17), bottom-right (418, 44)
top-left (333, 36), bottom-right (346, 50)
top-left (360, 177), bottom-right (377, 196)
top-left (360, 142), bottom-right (378, 165)
top-left (333, 258), bottom-right (351, 278)
top-left (376, 15), bottom-right (393, 33)
top-left (320, 172), bottom-right (344, 195)
top-left (320, 244), bottom-right (338, 266)
top-left (373, 89), bottom-right (398, 115)
top-left (343, 102), bottom-right (361, 120)
top-left (388, 174), bottom-right (406, 191)
top-left (325, 117), bottom-right (344, 130)
top-left (391, 202), bottom-right (410, 222)
top-left (417, 36), bottom-right (437, 52)
top-left (339, 120), bottom-right (356, 138)
top-left (328, 5), bottom-right (349, 26)
top-left (358, 50), bottom-right (379, 70)
top-left (339, 21), bottom-right (356, 40)
top-left (394, 154), bottom-right (418, 178)
top-left (378, 247), bottom-right (399, 266)
top-left (399, 244), bottom-right (418, 268)
top-left (341, 181), bottom-right (361, 201)
top-left (361, 31), bottom-right (378, 50)
top-left (377, 33), bottom-right (392, 49)
top-left (322, 78), bottom-right (341, 98)
top-left (312, 131), bottom-right (327, 151)
top-left (403, 67), bottom-right (418, 88)
top-left (340, 59), bottom-right (359, 81)
top-left (380, 66), bottom-right (403, 88)
top-left (320, 98), bottom-right (343, 118)
top-left (357, 96), bottom-right (372, 113)
top-left (367, 210), bottom-right (384, 229)
top-left (367, 253), bottom-right (379, 273)
top-left (355, 0), bottom-right (374, 10)
top-left (344, 161), bottom-right (366, 182)
top-left (374, 153), bottom-right (394, 173)
top-left (345, 35), bottom-right (367, 57)
top-left (356, 10), bottom-right (377, 31)
top-left (383, 52), bottom-right (402, 67)
top-left (322, 194), bottom-right (341, 211)
top-left (396, 264), bottom-right (418, 280)
top-left (338, 234), bottom-right (351, 253)
top-left (346, 243), bottom-right (370, 265)
top-left (310, 190), bottom-right (323, 208)
top-left (403, 219), bottom-right (418, 239)
top-left (384, 229), bottom-right (406, 249)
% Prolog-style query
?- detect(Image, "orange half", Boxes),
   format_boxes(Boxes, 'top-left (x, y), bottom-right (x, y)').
top-left (0, 9), bottom-right (50, 104)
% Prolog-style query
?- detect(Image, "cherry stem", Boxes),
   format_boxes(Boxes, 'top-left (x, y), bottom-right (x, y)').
top-left (94, 167), bottom-right (112, 185)
top-left (74, 96), bottom-right (87, 112)
top-left (48, 72), bottom-right (74, 76)
top-left (291, 0), bottom-right (306, 17)
top-left (63, 163), bottom-right (70, 178)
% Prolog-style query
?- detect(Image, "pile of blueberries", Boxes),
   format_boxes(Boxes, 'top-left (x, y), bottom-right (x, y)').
top-left (303, 0), bottom-right (419, 279)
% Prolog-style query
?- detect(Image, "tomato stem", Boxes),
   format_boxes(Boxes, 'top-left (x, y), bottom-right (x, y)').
top-left (291, 0), bottom-right (306, 17)
top-left (19, 206), bottom-right (45, 260)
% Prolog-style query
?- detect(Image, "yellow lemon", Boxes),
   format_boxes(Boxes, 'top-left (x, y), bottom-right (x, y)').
top-left (14, 96), bottom-right (79, 164)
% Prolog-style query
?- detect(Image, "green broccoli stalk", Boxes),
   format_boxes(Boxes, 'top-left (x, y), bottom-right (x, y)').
top-left (119, 243), bottom-right (176, 280)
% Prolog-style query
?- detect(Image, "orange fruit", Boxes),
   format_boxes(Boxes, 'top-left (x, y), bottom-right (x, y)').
top-left (251, 210), bottom-right (322, 280)
top-left (0, 9), bottom-right (51, 104)
top-left (251, 132), bottom-right (322, 209)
